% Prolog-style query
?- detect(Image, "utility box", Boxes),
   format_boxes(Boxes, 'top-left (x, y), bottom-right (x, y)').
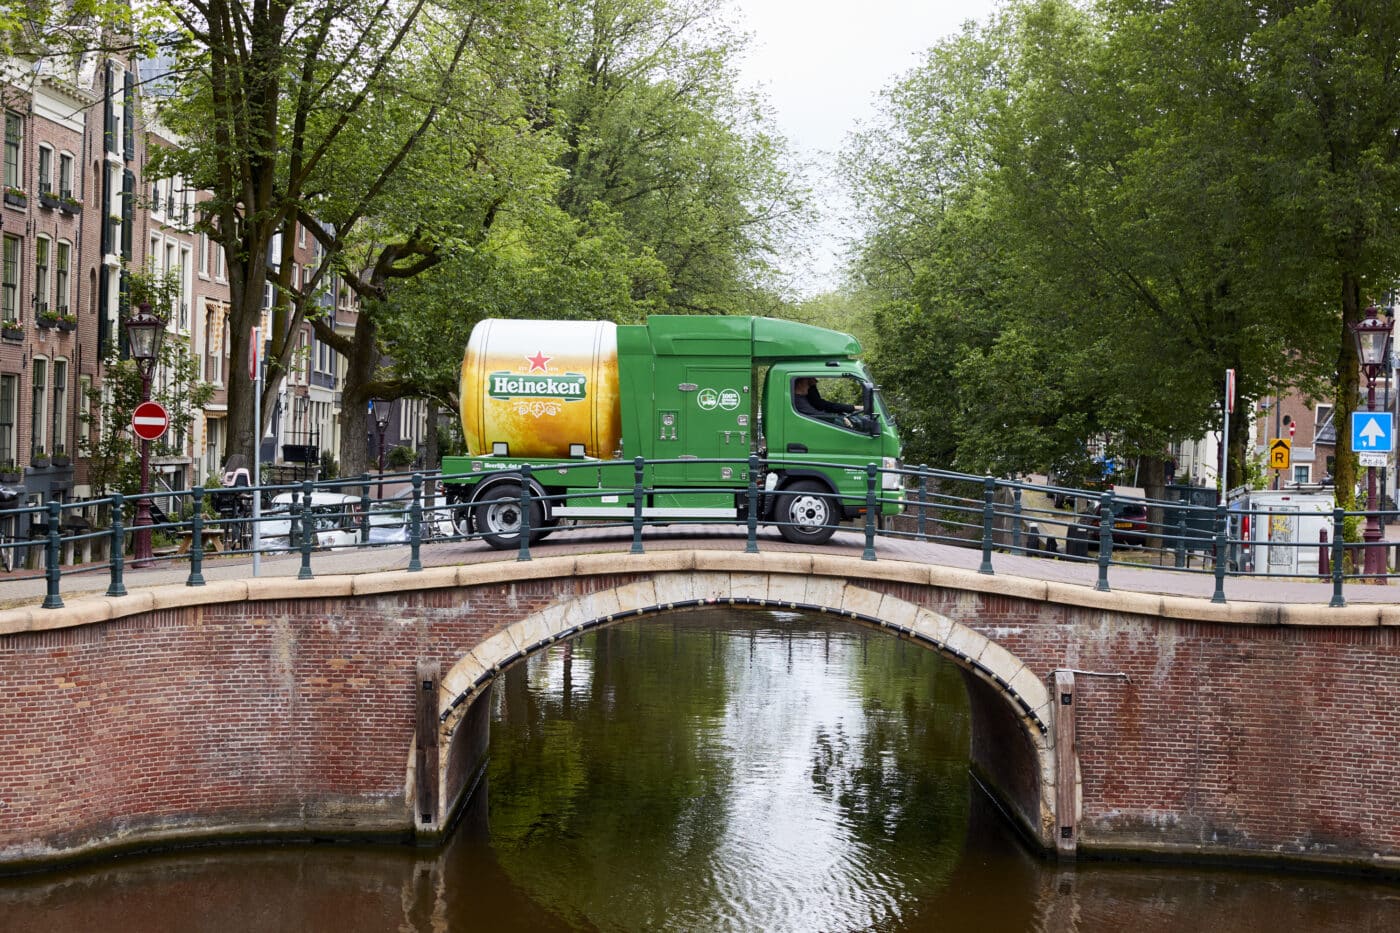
top-left (1230, 489), bottom-right (1334, 575)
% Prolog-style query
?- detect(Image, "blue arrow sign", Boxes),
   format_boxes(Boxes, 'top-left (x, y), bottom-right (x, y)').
top-left (1351, 411), bottom-right (1394, 453)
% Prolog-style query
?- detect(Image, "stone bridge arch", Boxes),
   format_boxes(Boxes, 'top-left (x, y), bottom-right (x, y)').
top-left (431, 570), bottom-right (1060, 851)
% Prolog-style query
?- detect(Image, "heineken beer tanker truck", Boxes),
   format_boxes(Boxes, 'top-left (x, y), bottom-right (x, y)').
top-left (441, 315), bottom-right (904, 548)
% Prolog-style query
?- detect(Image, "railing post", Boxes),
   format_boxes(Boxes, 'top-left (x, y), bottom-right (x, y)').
top-left (408, 472), bottom-right (424, 571)
top-left (631, 457), bottom-right (645, 555)
top-left (187, 487), bottom-right (207, 586)
top-left (516, 465), bottom-right (533, 562)
top-left (1096, 491), bottom-right (1112, 592)
top-left (745, 454), bottom-right (760, 554)
top-left (359, 474), bottom-right (372, 544)
top-left (42, 500), bottom-right (63, 609)
top-left (1012, 487), bottom-right (1024, 555)
top-left (1174, 508), bottom-right (1187, 569)
top-left (1330, 507), bottom-right (1346, 608)
top-left (106, 492), bottom-right (127, 597)
top-left (979, 475), bottom-right (995, 574)
top-left (298, 480), bottom-right (315, 580)
top-left (916, 465), bottom-right (928, 541)
top-left (863, 463), bottom-right (878, 561)
top-left (1211, 504), bottom-right (1227, 604)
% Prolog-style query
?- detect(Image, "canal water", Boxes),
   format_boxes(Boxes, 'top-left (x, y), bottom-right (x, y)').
top-left (2, 608), bottom-right (1397, 932)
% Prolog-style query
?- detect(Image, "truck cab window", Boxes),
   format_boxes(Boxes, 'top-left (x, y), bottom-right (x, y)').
top-left (792, 375), bottom-right (872, 433)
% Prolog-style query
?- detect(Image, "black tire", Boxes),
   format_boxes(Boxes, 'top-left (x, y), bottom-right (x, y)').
top-left (473, 483), bottom-right (545, 550)
top-left (775, 480), bottom-right (838, 545)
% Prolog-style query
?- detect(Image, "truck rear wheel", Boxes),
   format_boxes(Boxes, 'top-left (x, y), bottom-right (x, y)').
top-left (473, 483), bottom-right (545, 550)
top-left (775, 480), bottom-right (837, 545)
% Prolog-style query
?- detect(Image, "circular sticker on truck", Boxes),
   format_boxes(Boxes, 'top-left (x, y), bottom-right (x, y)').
top-left (718, 389), bottom-right (741, 410)
top-left (697, 388), bottom-right (719, 410)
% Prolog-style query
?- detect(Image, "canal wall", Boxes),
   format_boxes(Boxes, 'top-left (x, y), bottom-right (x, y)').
top-left (0, 552), bottom-right (1397, 876)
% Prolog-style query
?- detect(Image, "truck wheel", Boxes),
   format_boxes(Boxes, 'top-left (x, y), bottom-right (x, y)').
top-left (473, 483), bottom-right (544, 550)
top-left (776, 480), bottom-right (837, 545)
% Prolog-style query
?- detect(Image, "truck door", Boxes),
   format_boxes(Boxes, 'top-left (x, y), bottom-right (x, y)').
top-left (653, 365), bottom-right (752, 489)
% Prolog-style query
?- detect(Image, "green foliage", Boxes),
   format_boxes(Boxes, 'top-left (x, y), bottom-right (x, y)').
top-left (386, 444), bottom-right (415, 469)
top-left (78, 341), bottom-right (214, 497)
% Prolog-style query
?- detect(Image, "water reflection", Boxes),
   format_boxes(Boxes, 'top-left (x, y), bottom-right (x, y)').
top-left (2, 608), bottom-right (1398, 932)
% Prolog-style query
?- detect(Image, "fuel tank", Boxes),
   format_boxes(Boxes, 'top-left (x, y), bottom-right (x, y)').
top-left (459, 319), bottom-right (622, 459)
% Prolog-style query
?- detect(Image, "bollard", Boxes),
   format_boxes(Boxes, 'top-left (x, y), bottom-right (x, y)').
top-left (106, 492), bottom-right (127, 597)
top-left (409, 472), bottom-right (424, 571)
top-left (631, 457), bottom-right (645, 555)
top-left (1329, 507), bottom-right (1346, 608)
top-left (916, 466), bottom-right (928, 541)
top-left (1174, 509), bottom-right (1187, 569)
top-left (517, 465), bottom-right (533, 563)
top-left (1319, 528), bottom-right (1329, 579)
top-left (979, 476), bottom-right (995, 574)
top-left (298, 481), bottom-right (315, 580)
top-left (863, 464), bottom-right (878, 561)
top-left (1096, 491), bottom-right (1112, 592)
top-left (1012, 487), bottom-right (1023, 555)
top-left (1211, 504), bottom-right (1227, 604)
top-left (359, 474), bottom-right (372, 544)
top-left (187, 487), bottom-right (207, 586)
top-left (746, 455), bottom-right (760, 554)
top-left (42, 500), bottom-right (62, 609)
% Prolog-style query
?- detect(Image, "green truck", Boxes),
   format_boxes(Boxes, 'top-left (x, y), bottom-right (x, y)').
top-left (442, 315), bottom-right (904, 548)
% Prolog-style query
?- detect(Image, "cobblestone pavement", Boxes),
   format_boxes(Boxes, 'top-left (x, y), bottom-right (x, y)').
top-left (1, 522), bottom-right (1390, 610)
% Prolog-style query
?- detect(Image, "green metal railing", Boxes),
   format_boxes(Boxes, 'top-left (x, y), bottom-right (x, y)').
top-left (0, 459), bottom-right (1392, 610)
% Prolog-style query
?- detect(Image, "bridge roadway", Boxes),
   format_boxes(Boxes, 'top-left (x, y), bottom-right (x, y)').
top-left (3, 525), bottom-right (1397, 877)
top-left (0, 523), bottom-right (1389, 611)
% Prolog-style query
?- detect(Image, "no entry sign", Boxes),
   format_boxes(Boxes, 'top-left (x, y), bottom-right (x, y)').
top-left (132, 400), bottom-right (170, 441)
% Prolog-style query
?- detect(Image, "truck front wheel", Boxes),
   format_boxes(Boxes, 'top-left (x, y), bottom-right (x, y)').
top-left (775, 480), bottom-right (837, 545)
top-left (473, 483), bottom-right (545, 549)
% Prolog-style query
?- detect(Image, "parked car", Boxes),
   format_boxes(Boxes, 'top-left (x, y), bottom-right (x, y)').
top-left (1065, 487), bottom-right (1148, 554)
top-left (259, 492), bottom-right (362, 550)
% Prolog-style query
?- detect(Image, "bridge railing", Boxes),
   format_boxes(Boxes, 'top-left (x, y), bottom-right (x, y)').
top-left (1, 460), bottom-right (1392, 610)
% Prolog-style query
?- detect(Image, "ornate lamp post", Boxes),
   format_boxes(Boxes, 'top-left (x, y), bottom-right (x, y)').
top-left (372, 398), bottom-right (389, 499)
top-left (1349, 305), bottom-right (1394, 576)
top-left (126, 303), bottom-right (166, 566)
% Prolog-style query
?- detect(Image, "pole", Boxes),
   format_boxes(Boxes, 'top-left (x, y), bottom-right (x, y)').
top-left (132, 368), bottom-right (154, 567)
top-left (1273, 391), bottom-right (1281, 490)
top-left (1364, 377), bottom-right (1382, 576)
top-left (251, 328), bottom-right (262, 577)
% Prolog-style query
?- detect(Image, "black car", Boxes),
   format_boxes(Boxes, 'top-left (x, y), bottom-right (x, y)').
top-left (1065, 497), bottom-right (1148, 553)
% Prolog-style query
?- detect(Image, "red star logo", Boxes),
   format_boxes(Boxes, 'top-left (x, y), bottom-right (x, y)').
top-left (526, 350), bottom-right (551, 373)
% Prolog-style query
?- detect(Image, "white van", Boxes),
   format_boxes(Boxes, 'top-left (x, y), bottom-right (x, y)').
top-left (259, 492), bottom-right (363, 550)
top-left (1231, 489), bottom-right (1335, 575)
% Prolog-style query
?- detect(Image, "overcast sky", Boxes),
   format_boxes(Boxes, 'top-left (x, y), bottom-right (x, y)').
top-left (725, 0), bottom-right (1002, 292)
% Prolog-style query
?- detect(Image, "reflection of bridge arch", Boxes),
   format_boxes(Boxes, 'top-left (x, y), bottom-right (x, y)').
top-left (435, 571), bottom-right (1058, 851)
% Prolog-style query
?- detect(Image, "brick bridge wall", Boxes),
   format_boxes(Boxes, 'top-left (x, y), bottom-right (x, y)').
top-left (0, 552), bottom-right (1396, 876)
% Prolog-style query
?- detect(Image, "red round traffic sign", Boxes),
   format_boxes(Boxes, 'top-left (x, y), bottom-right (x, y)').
top-left (131, 401), bottom-right (170, 441)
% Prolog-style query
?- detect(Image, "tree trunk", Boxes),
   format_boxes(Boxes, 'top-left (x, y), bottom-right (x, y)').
top-left (1335, 272), bottom-right (1363, 513)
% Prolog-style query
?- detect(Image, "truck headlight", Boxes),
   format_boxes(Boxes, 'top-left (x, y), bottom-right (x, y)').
top-left (882, 457), bottom-right (902, 490)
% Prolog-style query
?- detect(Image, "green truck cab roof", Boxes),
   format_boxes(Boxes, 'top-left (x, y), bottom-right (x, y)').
top-left (621, 315), bottom-right (861, 360)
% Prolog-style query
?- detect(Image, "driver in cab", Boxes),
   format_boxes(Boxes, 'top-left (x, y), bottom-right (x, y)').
top-left (793, 376), bottom-right (863, 427)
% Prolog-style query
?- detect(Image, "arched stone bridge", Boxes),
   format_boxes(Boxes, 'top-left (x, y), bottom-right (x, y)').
top-left (1, 549), bottom-right (1397, 876)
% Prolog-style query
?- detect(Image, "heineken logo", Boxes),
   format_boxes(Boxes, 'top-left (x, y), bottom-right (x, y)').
top-left (487, 372), bottom-right (587, 400)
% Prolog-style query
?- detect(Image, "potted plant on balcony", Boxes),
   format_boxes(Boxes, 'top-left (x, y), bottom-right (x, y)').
top-left (0, 461), bottom-right (19, 483)
top-left (3, 187), bottom-right (27, 208)
top-left (59, 193), bottom-right (81, 215)
top-left (51, 446), bottom-right (70, 467)
top-left (1, 319), bottom-right (21, 341)
top-left (56, 311), bottom-right (76, 332)
top-left (38, 187), bottom-right (60, 210)
top-left (29, 449), bottom-right (48, 469)
top-left (35, 308), bottom-right (60, 329)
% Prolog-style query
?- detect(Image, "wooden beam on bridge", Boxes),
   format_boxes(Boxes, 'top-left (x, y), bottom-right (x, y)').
top-left (1053, 670), bottom-right (1077, 858)
top-left (416, 661), bottom-right (441, 828)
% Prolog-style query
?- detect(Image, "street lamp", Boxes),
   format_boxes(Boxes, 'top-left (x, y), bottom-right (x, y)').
top-left (126, 303), bottom-right (166, 566)
top-left (1349, 304), bottom-right (1394, 576)
top-left (372, 399), bottom-right (389, 499)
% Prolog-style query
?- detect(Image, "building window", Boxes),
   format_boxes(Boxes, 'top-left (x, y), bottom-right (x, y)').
top-left (37, 146), bottom-right (52, 195)
top-left (51, 359), bottom-right (67, 455)
top-left (54, 241), bottom-right (70, 312)
top-left (2, 234), bottom-right (19, 323)
top-left (198, 232), bottom-right (209, 276)
top-left (58, 153), bottom-right (73, 199)
top-left (0, 373), bottom-right (15, 466)
top-left (3, 112), bottom-right (21, 190)
top-left (1292, 464), bottom-right (1310, 485)
top-left (31, 357), bottom-right (47, 457)
top-left (214, 242), bottom-right (225, 281)
top-left (33, 237), bottom-right (49, 313)
top-left (1315, 405), bottom-right (1333, 443)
